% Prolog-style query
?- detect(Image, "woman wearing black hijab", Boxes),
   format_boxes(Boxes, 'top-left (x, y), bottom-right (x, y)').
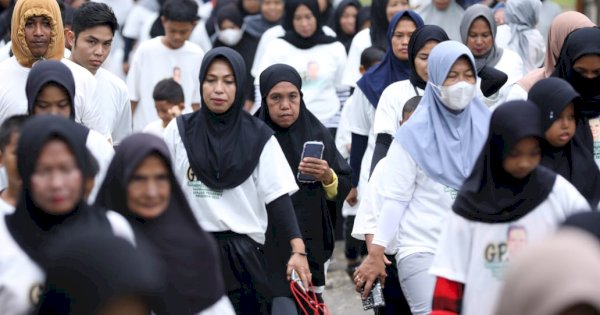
top-left (429, 100), bottom-right (590, 315)
top-left (551, 27), bottom-right (600, 153)
top-left (330, 0), bottom-right (361, 53)
top-left (37, 227), bottom-right (163, 315)
top-left (95, 133), bottom-right (235, 315)
top-left (163, 47), bottom-right (309, 314)
top-left (528, 77), bottom-right (600, 209)
top-left (0, 115), bottom-right (131, 315)
top-left (257, 63), bottom-right (351, 310)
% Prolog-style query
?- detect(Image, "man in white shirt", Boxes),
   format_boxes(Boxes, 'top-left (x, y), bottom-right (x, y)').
top-left (0, 0), bottom-right (110, 138)
top-left (127, 0), bottom-right (204, 131)
top-left (67, 2), bottom-right (132, 146)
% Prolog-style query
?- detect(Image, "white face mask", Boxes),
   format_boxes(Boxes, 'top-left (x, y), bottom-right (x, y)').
top-left (435, 81), bottom-right (478, 111)
top-left (218, 28), bottom-right (244, 46)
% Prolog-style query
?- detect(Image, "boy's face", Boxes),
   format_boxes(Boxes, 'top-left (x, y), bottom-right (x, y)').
top-left (0, 133), bottom-right (21, 188)
top-left (401, 110), bottom-right (415, 125)
top-left (155, 100), bottom-right (183, 126)
top-left (161, 18), bottom-right (196, 49)
top-left (69, 25), bottom-right (114, 74)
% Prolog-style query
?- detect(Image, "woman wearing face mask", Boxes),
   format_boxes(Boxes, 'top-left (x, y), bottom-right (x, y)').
top-left (460, 4), bottom-right (524, 108)
top-left (353, 41), bottom-right (491, 315)
top-left (330, 0), bottom-right (361, 53)
top-left (256, 0), bottom-right (347, 131)
top-left (429, 100), bottom-right (589, 315)
top-left (342, 0), bottom-right (409, 88)
top-left (95, 133), bottom-right (235, 315)
top-left (163, 47), bottom-right (309, 314)
top-left (507, 11), bottom-right (595, 100)
top-left (368, 24), bottom-right (448, 174)
top-left (551, 27), bottom-right (600, 158)
top-left (0, 115), bottom-right (133, 315)
top-left (416, 0), bottom-right (464, 42)
top-left (345, 9), bottom-right (423, 228)
top-left (495, 0), bottom-right (545, 74)
top-left (213, 4), bottom-right (259, 111)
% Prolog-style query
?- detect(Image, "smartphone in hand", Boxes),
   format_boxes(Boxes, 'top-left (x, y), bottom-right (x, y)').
top-left (297, 141), bottom-right (325, 183)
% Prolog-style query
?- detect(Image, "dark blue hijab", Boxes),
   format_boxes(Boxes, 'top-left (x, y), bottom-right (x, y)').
top-left (356, 10), bottom-right (424, 107)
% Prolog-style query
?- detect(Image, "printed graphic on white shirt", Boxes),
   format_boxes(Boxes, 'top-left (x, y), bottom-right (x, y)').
top-left (484, 224), bottom-right (529, 281)
top-left (186, 166), bottom-right (223, 200)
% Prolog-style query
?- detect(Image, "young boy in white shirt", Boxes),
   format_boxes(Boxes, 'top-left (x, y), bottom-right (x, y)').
top-left (67, 2), bottom-right (133, 146)
top-left (127, 0), bottom-right (204, 131)
top-left (143, 78), bottom-right (184, 137)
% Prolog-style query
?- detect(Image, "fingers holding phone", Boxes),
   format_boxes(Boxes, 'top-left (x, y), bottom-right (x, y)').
top-left (298, 157), bottom-right (333, 184)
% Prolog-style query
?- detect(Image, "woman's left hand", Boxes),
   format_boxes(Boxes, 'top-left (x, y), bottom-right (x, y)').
top-left (298, 157), bottom-right (333, 184)
top-left (286, 252), bottom-right (312, 287)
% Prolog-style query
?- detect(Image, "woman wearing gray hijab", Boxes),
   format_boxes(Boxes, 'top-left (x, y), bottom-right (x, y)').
top-left (417, 0), bottom-right (464, 41)
top-left (495, 0), bottom-right (545, 74)
top-left (460, 4), bottom-right (524, 107)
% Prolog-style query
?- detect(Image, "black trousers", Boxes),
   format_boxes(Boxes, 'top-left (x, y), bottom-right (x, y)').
top-left (211, 231), bottom-right (271, 315)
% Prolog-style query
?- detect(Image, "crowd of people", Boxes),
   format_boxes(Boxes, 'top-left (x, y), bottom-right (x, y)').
top-left (0, 0), bottom-right (599, 314)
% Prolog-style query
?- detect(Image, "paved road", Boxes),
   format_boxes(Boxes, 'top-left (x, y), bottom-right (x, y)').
top-left (322, 241), bottom-right (373, 315)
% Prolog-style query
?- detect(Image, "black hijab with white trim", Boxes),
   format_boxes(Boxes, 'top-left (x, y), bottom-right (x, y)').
top-left (453, 100), bottom-right (557, 223)
top-left (177, 47), bottom-right (273, 190)
top-left (528, 77), bottom-right (600, 208)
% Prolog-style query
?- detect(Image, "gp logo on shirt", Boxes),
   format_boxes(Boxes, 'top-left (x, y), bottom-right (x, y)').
top-left (187, 166), bottom-right (197, 182)
top-left (29, 283), bottom-right (44, 306)
top-left (186, 166), bottom-right (223, 199)
top-left (484, 225), bottom-right (529, 281)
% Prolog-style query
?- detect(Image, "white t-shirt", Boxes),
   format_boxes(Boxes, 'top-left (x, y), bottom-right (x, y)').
top-left (372, 141), bottom-right (459, 260)
top-left (163, 121), bottom-right (299, 244)
top-left (95, 68), bottom-right (132, 145)
top-left (483, 49), bottom-right (524, 108)
top-left (0, 197), bottom-right (14, 215)
top-left (429, 175), bottom-right (590, 315)
top-left (504, 82), bottom-right (528, 102)
top-left (341, 28), bottom-right (371, 88)
top-left (0, 57), bottom-right (110, 137)
top-left (0, 210), bottom-right (133, 315)
top-left (496, 24), bottom-right (545, 74)
top-left (255, 39), bottom-right (347, 128)
top-left (127, 37), bottom-right (203, 131)
top-left (143, 119), bottom-right (166, 137)
top-left (121, 4), bottom-right (156, 40)
top-left (351, 157), bottom-right (400, 255)
top-left (86, 130), bottom-right (115, 203)
top-left (374, 80), bottom-right (424, 136)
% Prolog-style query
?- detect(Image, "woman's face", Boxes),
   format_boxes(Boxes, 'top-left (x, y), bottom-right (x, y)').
top-left (414, 40), bottom-right (439, 82)
top-left (242, 0), bottom-right (261, 14)
top-left (386, 0), bottom-right (410, 21)
top-left (391, 18), bottom-right (416, 60)
top-left (202, 59), bottom-right (236, 114)
top-left (262, 0), bottom-right (284, 23)
top-left (127, 155), bottom-right (171, 220)
top-left (340, 5), bottom-right (358, 36)
top-left (266, 81), bottom-right (301, 128)
top-left (573, 54), bottom-right (600, 79)
top-left (502, 136), bottom-right (541, 179)
top-left (466, 17), bottom-right (493, 57)
top-left (30, 139), bottom-right (83, 215)
top-left (293, 4), bottom-right (317, 38)
top-left (34, 83), bottom-right (72, 118)
top-left (442, 57), bottom-right (476, 86)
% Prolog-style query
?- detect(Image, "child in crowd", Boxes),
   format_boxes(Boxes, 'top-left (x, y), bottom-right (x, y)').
top-left (143, 78), bottom-right (185, 137)
top-left (400, 96), bottom-right (421, 125)
top-left (335, 46), bottom-right (385, 277)
top-left (0, 115), bottom-right (28, 214)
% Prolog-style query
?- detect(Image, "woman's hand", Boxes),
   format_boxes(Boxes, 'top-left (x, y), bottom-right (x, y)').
top-left (298, 157), bottom-right (333, 184)
top-left (287, 252), bottom-right (311, 288)
top-left (353, 245), bottom-right (390, 299)
top-left (346, 187), bottom-right (358, 206)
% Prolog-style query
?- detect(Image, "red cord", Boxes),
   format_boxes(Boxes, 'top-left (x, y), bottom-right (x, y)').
top-left (290, 280), bottom-right (330, 315)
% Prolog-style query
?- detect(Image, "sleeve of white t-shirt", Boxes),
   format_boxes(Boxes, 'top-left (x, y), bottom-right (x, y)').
top-left (371, 141), bottom-right (418, 247)
top-left (554, 175), bottom-right (593, 214)
top-left (335, 95), bottom-right (353, 159)
top-left (429, 211), bottom-right (473, 283)
top-left (504, 83), bottom-right (528, 102)
top-left (347, 90), bottom-right (371, 136)
top-left (163, 119), bottom-right (181, 172)
top-left (86, 130), bottom-right (115, 203)
top-left (121, 5), bottom-right (149, 39)
top-left (126, 48), bottom-right (143, 102)
top-left (254, 136), bottom-right (299, 204)
top-left (76, 70), bottom-right (111, 139)
top-left (374, 83), bottom-right (405, 135)
top-left (112, 84), bottom-right (133, 145)
top-left (106, 210), bottom-right (136, 246)
top-left (333, 43), bottom-right (348, 89)
top-left (342, 30), bottom-right (368, 87)
top-left (352, 157), bottom-right (386, 240)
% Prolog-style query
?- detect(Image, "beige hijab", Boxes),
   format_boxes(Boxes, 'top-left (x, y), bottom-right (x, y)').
top-left (11, 0), bottom-right (65, 68)
top-left (516, 11), bottom-right (595, 92)
top-left (495, 228), bottom-right (600, 315)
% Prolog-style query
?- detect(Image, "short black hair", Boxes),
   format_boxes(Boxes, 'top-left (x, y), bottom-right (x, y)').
top-left (402, 96), bottom-right (421, 119)
top-left (161, 0), bottom-right (199, 22)
top-left (71, 2), bottom-right (118, 38)
top-left (153, 78), bottom-right (185, 104)
top-left (0, 115), bottom-right (28, 152)
top-left (360, 46), bottom-right (385, 71)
